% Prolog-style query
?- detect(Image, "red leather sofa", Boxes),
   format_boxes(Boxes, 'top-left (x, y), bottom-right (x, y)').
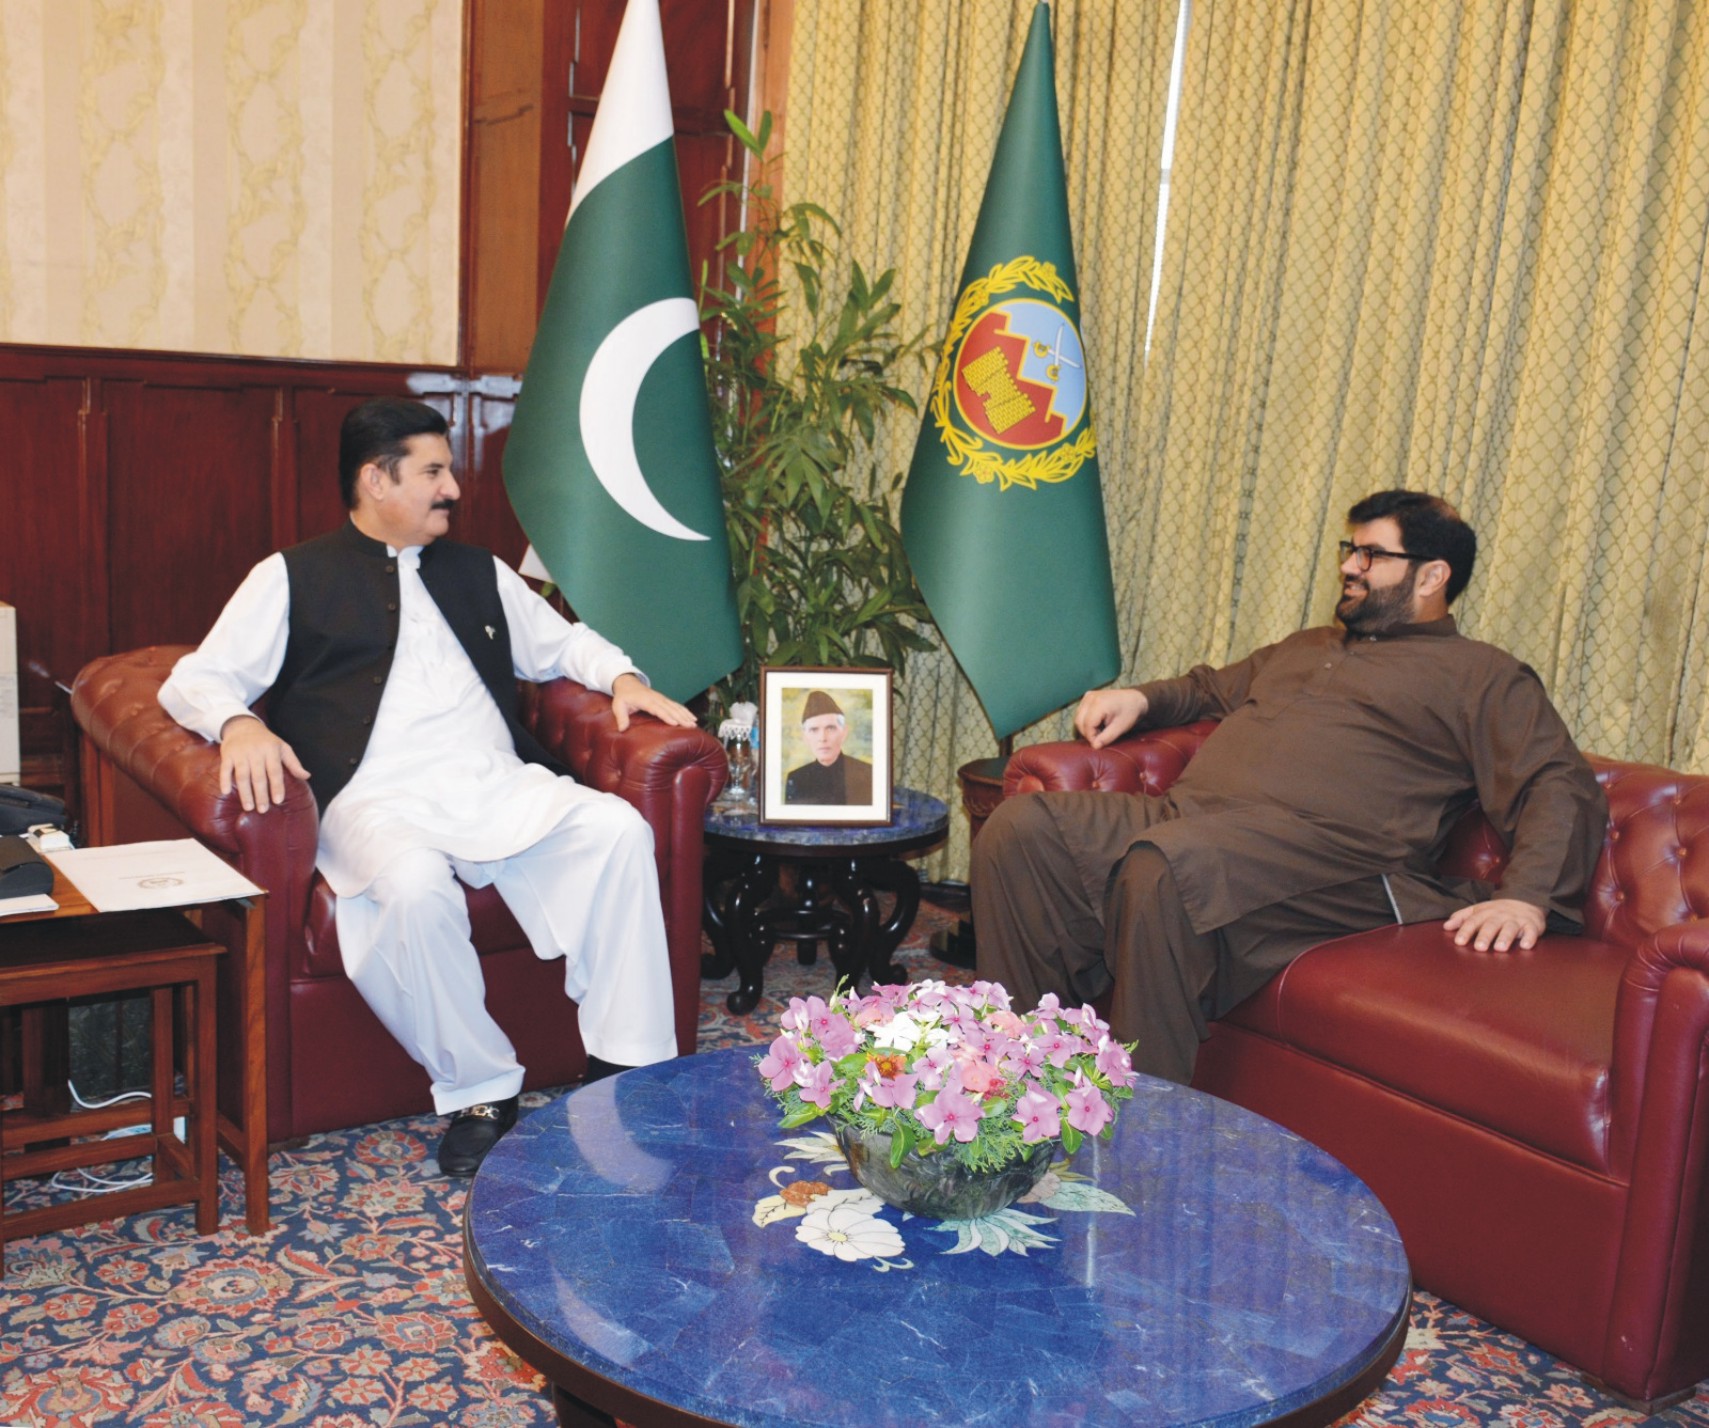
top-left (70, 646), bottom-right (727, 1144)
top-left (1005, 721), bottom-right (1709, 1407)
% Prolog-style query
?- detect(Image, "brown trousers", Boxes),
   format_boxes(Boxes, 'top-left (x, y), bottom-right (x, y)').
top-left (970, 791), bottom-right (1397, 1084)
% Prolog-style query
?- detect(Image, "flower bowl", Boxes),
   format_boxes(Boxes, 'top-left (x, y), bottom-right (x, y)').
top-left (834, 1122), bottom-right (1054, 1219)
top-left (756, 979), bottom-right (1138, 1206)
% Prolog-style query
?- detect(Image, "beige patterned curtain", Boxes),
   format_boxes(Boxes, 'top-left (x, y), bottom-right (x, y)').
top-left (784, 0), bottom-right (1181, 879)
top-left (1136, 0), bottom-right (1709, 770)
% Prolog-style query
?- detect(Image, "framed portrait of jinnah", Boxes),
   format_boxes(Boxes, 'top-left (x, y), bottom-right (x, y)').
top-left (758, 667), bottom-right (894, 826)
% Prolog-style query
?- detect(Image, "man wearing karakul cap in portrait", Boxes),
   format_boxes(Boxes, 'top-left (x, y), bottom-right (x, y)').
top-left (784, 690), bottom-right (874, 805)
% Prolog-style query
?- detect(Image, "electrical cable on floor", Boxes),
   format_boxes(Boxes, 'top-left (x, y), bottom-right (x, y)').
top-left (44, 1082), bottom-right (155, 1195)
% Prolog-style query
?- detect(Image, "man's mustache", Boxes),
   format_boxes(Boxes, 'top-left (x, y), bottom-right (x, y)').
top-left (432, 499), bottom-right (458, 512)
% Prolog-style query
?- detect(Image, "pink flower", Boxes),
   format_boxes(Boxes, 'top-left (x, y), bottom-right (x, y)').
top-left (861, 1063), bottom-right (919, 1110)
top-left (970, 980), bottom-right (1012, 1011)
top-left (1096, 1037), bottom-right (1139, 1088)
top-left (1071, 1004), bottom-right (1108, 1034)
top-left (757, 1035), bottom-right (804, 1092)
top-left (853, 1001), bottom-right (895, 1029)
top-left (960, 1059), bottom-right (1006, 1096)
top-left (794, 1059), bottom-right (837, 1109)
top-left (917, 1087), bottom-right (985, 1144)
top-left (1002, 1041), bottom-right (1049, 1081)
top-left (1013, 1086), bottom-right (1062, 1143)
top-left (1038, 1029), bottom-right (1088, 1068)
top-left (986, 1009), bottom-right (1026, 1037)
top-left (1066, 1079), bottom-right (1113, 1135)
top-left (780, 997), bottom-right (817, 1033)
top-left (816, 1013), bottom-right (860, 1058)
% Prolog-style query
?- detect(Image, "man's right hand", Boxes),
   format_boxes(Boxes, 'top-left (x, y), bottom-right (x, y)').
top-left (219, 715), bottom-right (310, 813)
top-left (1074, 687), bottom-right (1149, 749)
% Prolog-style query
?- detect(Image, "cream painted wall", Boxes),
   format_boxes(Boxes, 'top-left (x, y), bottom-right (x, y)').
top-left (0, 0), bottom-right (462, 364)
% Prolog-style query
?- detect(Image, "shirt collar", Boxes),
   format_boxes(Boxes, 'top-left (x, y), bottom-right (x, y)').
top-left (338, 519), bottom-right (425, 562)
top-left (1341, 614), bottom-right (1458, 644)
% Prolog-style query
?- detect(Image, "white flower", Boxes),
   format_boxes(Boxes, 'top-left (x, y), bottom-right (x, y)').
top-left (796, 1198), bottom-right (905, 1262)
top-left (870, 1010), bottom-right (929, 1052)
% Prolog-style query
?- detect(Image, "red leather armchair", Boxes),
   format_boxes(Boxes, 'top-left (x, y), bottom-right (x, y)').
top-left (71, 646), bottom-right (726, 1144)
top-left (1005, 723), bottom-right (1709, 1407)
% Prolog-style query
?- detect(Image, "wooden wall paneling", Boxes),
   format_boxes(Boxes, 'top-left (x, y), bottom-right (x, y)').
top-left (269, 386), bottom-right (299, 556)
top-left (0, 372), bottom-right (97, 704)
top-left (543, 1), bottom-right (756, 340)
top-left (102, 378), bottom-right (279, 653)
top-left (459, 380), bottom-right (528, 567)
top-left (465, 0), bottom-right (548, 374)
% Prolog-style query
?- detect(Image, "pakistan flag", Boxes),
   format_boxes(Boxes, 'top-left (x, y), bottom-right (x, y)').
top-left (901, 1), bottom-right (1120, 739)
top-left (504, 0), bottom-right (740, 703)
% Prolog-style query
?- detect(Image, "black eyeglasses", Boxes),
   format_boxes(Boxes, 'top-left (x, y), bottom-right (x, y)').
top-left (1337, 540), bottom-right (1427, 573)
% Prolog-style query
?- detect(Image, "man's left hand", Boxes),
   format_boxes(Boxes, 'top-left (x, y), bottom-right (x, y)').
top-left (611, 673), bottom-right (697, 732)
top-left (1444, 898), bottom-right (1547, 952)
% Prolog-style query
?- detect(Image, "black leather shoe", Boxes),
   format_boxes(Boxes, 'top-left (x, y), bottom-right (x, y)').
top-left (583, 1056), bottom-right (636, 1083)
top-left (436, 1095), bottom-right (519, 1178)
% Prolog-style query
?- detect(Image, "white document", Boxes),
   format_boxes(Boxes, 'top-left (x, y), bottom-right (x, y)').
top-left (45, 840), bottom-right (262, 912)
top-left (0, 893), bottom-right (57, 918)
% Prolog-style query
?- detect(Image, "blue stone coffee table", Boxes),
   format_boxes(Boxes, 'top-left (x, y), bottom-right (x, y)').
top-left (701, 787), bottom-right (949, 1015)
top-left (464, 1047), bottom-right (1411, 1428)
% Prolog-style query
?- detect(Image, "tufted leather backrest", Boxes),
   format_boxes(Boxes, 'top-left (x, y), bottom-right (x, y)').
top-left (1579, 759), bottom-right (1709, 945)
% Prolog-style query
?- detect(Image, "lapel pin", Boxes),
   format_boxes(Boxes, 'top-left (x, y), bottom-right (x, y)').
top-left (485, 625), bottom-right (496, 640)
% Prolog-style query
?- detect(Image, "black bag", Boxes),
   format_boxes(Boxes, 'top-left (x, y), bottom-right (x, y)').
top-left (0, 834), bottom-right (52, 898)
top-left (0, 785), bottom-right (67, 836)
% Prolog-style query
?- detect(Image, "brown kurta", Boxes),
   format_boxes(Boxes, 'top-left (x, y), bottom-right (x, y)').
top-left (1126, 618), bottom-right (1603, 932)
top-left (972, 616), bottom-right (1607, 1082)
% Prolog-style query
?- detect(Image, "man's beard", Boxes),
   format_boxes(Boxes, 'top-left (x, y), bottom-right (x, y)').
top-left (1337, 565), bottom-right (1419, 634)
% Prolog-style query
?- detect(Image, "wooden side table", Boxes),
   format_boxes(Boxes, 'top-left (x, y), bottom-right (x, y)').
top-left (4, 863), bottom-right (270, 1241)
top-left (1, 910), bottom-right (223, 1273)
top-left (702, 789), bottom-right (949, 1013)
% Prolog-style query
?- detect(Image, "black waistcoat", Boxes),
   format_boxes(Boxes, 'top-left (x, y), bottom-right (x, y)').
top-left (273, 521), bottom-right (562, 811)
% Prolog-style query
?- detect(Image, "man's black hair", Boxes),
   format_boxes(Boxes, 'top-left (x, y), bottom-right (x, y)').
top-left (1347, 489), bottom-right (1477, 604)
top-left (338, 398), bottom-right (450, 509)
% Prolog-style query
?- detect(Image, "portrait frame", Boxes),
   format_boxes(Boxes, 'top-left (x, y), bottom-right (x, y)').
top-left (758, 666), bottom-right (894, 826)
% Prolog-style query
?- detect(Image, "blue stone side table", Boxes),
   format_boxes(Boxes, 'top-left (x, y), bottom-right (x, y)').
top-left (464, 1046), bottom-right (1411, 1428)
top-left (700, 787), bottom-right (949, 1014)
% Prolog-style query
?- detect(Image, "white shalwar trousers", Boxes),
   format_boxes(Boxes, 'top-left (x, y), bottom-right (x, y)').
top-left (333, 795), bottom-right (677, 1115)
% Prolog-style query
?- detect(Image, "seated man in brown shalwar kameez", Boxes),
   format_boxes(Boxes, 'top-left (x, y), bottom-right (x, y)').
top-left (972, 490), bottom-right (1608, 1084)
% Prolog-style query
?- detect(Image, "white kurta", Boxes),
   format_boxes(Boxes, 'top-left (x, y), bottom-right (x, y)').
top-left (159, 546), bottom-right (640, 893)
top-left (159, 541), bottom-right (677, 1110)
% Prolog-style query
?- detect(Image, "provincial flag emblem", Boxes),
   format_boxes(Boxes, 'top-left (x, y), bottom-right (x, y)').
top-left (953, 297), bottom-right (1087, 449)
top-left (927, 255), bottom-right (1098, 491)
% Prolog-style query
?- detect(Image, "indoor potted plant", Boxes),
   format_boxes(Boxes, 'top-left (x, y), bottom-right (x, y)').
top-left (699, 112), bottom-right (937, 725)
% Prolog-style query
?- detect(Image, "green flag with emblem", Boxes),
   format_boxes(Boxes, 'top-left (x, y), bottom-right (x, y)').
top-left (901, 1), bottom-right (1120, 739)
top-left (503, 0), bottom-right (740, 703)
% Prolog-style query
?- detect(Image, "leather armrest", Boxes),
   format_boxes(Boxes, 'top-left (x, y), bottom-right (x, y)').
top-left (71, 647), bottom-right (319, 877)
top-left (1006, 720), bottom-right (1219, 798)
top-left (1610, 918), bottom-right (1709, 1169)
top-left (522, 678), bottom-right (728, 808)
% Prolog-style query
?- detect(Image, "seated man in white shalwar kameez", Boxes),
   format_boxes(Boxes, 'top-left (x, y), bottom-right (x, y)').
top-left (160, 398), bottom-right (696, 1176)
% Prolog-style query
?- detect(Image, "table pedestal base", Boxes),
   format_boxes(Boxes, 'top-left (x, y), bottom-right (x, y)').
top-left (702, 850), bottom-right (921, 1013)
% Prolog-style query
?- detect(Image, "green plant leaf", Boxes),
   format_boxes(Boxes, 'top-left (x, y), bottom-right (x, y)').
top-left (888, 1120), bottom-right (914, 1168)
top-left (725, 108), bottom-right (763, 156)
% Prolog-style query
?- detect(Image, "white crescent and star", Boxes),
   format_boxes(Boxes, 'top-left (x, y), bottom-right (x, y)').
top-left (578, 296), bottom-right (709, 543)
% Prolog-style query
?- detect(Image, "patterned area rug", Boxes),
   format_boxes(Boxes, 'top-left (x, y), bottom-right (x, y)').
top-left (2, 896), bottom-right (1705, 1427)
